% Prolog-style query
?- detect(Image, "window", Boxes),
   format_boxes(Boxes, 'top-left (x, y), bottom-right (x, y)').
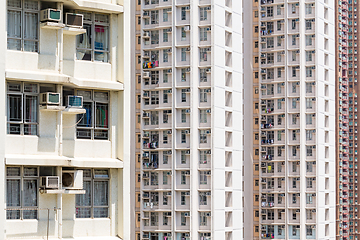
top-left (181, 27), bottom-right (186, 41)
top-left (200, 171), bottom-right (208, 184)
top-left (305, 4), bottom-right (312, 14)
top-left (163, 8), bottom-right (170, 22)
top-left (306, 35), bottom-right (312, 46)
top-left (163, 51), bottom-right (168, 63)
top-left (306, 67), bottom-right (313, 77)
top-left (76, 90), bottom-right (109, 140)
top-left (200, 28), bottom-right (208, 41)
top-left (150, 212), bottom-right (158, 226)
top-left (150, 111), bottom-right (159, 125)
top-left (306, 209), bottom-right (312, 220)
top-left (163, 29), bottom-right (169, 42)
top-left (200, 69), bottom-right (207, 82)
top-left (76, 169), bottom-right (109, 218)
top-left (292, 98), bottom-right (297, 109)
top-left (7, 0), bottom-right (39, 52)
top-left (292, 146), bottom-right (297, 157)
top-left (200, 7), bottom-right (208, 21)
top-left (306, 98), bottom-right (312, 109)
top-left (163, 193), bottom-right (168, 206)
top-left (292, 35), bottom-right (296, 45)
top-left (200, 151), bottom-right (208, 164)
top-left (181, 212), bottom-right (187, 226)
top-left (181, 109), bottom-right (187, 123)
top-left (181, 193), bottom-right (186, 205)
top-left (163, 90), bottom-right (168, 103)
top-left (306, 193), bottom-right (313, 204)
top-left (306, 82), bottom-right (312, 93)
top-left (163, 130), bottom-right (168, 144)
top-left (306, 225), bottom-right (313, 236)
top-left (200, 109), bottom-right (207, 123)
top-left (163, 71), bottom-right (168, 83)
top-left (306, 114), bottom-right (313, 125)
top-left (181, 48), bottom-right (187, 61)
top-left (76, 12), bottom-right (110, 62)
top-left (6, 166), bottom-right (38, 219)
top-left (292, 226), bottom-right (297, 236)
top-left (181, 91), bottom-right (187, 102)
top-left (181, 130), bottom-right (187, 143)
top-left (277, 99), bottom-right (282, 109)
top-left (163, 154), bottom-right (168, 164)
top-left (181, 151), bottom-right (186, 164)
top-left (151, 30), bottom-right (159, 44)
top-left (200, 89), bottom-right (208, 102)
top-left (292, 67), bottom-right (297, 77)
top-left (306, 146), bottom-right (313, 156)
top-left (7, 82), bottom-right (38, 135)
top-left (200, 48), bottom-right (208, 62)
top-left (306, 130), bottom-right (313, 141)
top-left (181, 171), bottom-right (187, 184)
top-left (305, 20), bottom-right (312, 30)
top-left (200, 130), bottom-right (207, 143)
top-left (181, 7), bottom-right (187, 20)
top-left (199, 192), bottom-right (208, 205)
top-left (306, 178), bottom-right (313, 188)
top-left (163, 110), bottom-right (170, 123)
top-left (151, 90), bottom-right (159, 104)
top-left (291, 19), bottom-right (296, 29)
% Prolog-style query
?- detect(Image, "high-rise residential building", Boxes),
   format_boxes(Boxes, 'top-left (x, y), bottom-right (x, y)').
top-left (244, 0), bottom-right (336, 239)
top-left (1, 0), bottom-right (133, 239)
top-left (135, 0), bottom-right (244, 239)
top-left (336, 1), bottom-right (360, 239)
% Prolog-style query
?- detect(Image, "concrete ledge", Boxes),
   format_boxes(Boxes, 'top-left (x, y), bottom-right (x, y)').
top-left (67, 0), bottom-right (124, 13)
top-left (5, 154), bottom-right (124, 168)
top-left (5, 69), bottom-right (124, 91)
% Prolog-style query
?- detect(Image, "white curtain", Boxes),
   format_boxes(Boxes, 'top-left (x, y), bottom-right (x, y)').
top-left (6, 179), bottom-right (20, 219)
top-left (24, 12), bottom-right (38, 52)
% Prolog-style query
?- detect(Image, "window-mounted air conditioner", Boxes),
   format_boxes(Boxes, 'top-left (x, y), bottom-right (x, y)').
top-left (184, 212), bottom-right (190, 217)
top-left (67, 96), bottom-right (83, 108)
top-left (40, 92), bottom-right (60, 105)
top-left (40, 9), bottom-right (61, 22)
top-left (62, 170), bottom-right (83, 189)
top-left (65, 13), bottom-right (83, 28)
top-left (40, 176), bottom-right (60, 189)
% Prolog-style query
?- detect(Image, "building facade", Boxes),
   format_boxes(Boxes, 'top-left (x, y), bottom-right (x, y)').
top-left (336, 0), bottom-right (360, 239)
top-left (244, 0), bottom-right (336, 239)
top-left (2, 0), bottom-right (133, 239)
top-left (136, 0), bottom-right (243, 239)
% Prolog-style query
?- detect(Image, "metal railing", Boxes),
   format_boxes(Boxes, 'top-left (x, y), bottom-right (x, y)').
top-left (5, 207), bottom-right (61, 240)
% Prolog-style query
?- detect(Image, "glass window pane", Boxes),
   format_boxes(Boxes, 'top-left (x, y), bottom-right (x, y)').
top-left (23, 209), bottom-right (37, 219)
top-left (24, 12), bottom-right (38, 40)
top-left (76, 208), bottom-right (91, 218)
top-left (24, 124), bottom-right (37, 135)
top-left (94, 170), bottom-right (109, 178)
top-left (95, 103), bottom-right (108, 128)
top-left (23, 179), bottom-right (37, 207)
top-left (95, 26), bottom-right (109, 51)
top-left (24, 95), bottom-right (38, 123)
top-left (7, 123), bottom-right (20, 134)
top-left (6, 179), bottom-right (20, 207)
top-left (94, 181), bottom-right (108, 206)
top-left (24, 0), bottom-right (39, 10)
top-left (8, 94), bottom-right (22, 122)
top-left (78, 102), bottom-right (92, 127)
top-left (76, 181), bottom-right (91, 206)
top-left (94, 207), bottom-right (108, 218)
top-left (24, 167), bottom-right (37, 176)
top-left (7, 10), bottom-right (21, 38)
top-left (7, 167), bottom-right (20, 176)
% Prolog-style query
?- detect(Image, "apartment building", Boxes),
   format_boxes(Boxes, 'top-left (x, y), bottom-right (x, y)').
top-left (136, 0), bottom-right (243, 239)
top-left (1, 0), bottom-right (133, 239)
top-left (336, 1), bottom-right (360, 239)
top-left (244, 0), bottom-right (336, 239)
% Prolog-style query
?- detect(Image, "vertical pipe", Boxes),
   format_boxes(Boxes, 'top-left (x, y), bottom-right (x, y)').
top-left (47, 209), bottom-right (50, 240)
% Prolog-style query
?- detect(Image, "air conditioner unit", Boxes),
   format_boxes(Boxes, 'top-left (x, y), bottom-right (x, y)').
top-left (206, 109), bottom-right (211, 113)
top-left (143, 31), bottom-right (150, 37)
top-left (40, 9), bottom-right (61, 22)
top-left (143, 172), bottom-right (149, 178)
top-left (185, 171), bottom-right (190, 175)
top-left (167, 69), bottom-right (172, 73)
top-left (205, 89), bottom-right (211, 93)
top-left (62, 170), bottom-right (83, 189)
top-left (40, 176), bottom-right (60, 189)
top-left (185, 6), bottom-right (190, 10)
top-left (184, 212), bottom-right (190, 217)
top-left (143, 11), bottom-right (149, 17)
top-left (185, 67), bottom-right (191, 72)
top-left (166, 191), bottom-right (172, 195)
top-left (166, 48), bottom-right (172, 53)
top-left (184, 25), bottom-right (190, 31)
top-left (65, 13), bottom-right (83, 28)
top-left (67, 96), bottom-right (83, 108)
top-left (205, 192), bottom-right (211, 196)
top-left (206, 68), bottom-right (211, 73)
top-left (206, 212), bottom-right (211, 217)
top-left (144, 72), bottom-right (150, 78)
top-left (40, 92), bottom-right (60, 105)
top-left (206, 47), bottom-right (211, 51)
top-left (185, 109), bottom-right (191, 113)
top-left (185, 47), bottom-right (191, 52)
top-left (166, 171), bottom-right (172, 175)
top-left (296, 178), bottom-right (300, 181)
top-left (185, 192), bottom-right (190, 195)
top-left (206, 150), bottom-right (211, 154)
top-left (206, 171), bottom-right (211, 175)
top-left (206, 27), bottom-right (211, 31)
top-left (206, 130), bottom-right (211, 134)
top-left (185, 150), bottom-right (190, 154)
top-left (167, 130), bottom-right (172, 134)
top-left (143, 91), bottom-right (149, 97)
